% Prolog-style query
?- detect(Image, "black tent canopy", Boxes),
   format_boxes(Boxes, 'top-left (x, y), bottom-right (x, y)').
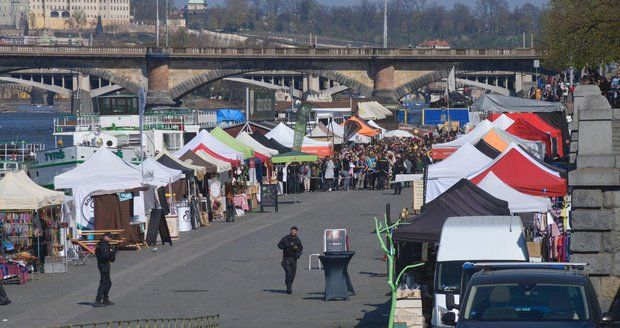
top-left (156, 153), bottom-right (195, 178)
top-left (393, 179), bottom-right (511, 243)
top-left (474, 139), bottom-right (501, 159)
top-left (251, 132), bottom-right (291, 154)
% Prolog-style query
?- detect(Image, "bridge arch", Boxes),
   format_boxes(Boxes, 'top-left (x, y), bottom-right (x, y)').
top-left (170, 65), bottom-right (373, 101)
top-left (0, 60), bottom-right (143, 94)
top-left (395, 63), bottom-right (558, 99)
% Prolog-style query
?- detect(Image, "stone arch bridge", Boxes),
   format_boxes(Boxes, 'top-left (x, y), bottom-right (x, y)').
top-left (0, 45), bottom-right (551, 107)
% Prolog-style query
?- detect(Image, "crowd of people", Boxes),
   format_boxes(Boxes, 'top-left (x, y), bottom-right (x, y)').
top-left (275, 127), bottom-right (459, 195)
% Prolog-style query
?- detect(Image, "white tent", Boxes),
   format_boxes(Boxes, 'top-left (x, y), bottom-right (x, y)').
top-left (367, 120), bottom-right (386, 134)
top-left (265, 123), bottom-right (331, 148)
top-left (138, 157), bottom-right (184, 187)
top-left (476, 172), bottom-right (552, 213)
top-left (0, 171), bottom-right (64, 210)
top-left (173, 129), bottom-right (244, 161)
top-left (384, 130), bottom-right (415, 138)
top-left (433, 120), bottom-right (494, 149)
top-left (54, 147), bottom-right (148, 229)
top-left (492, 114), bottom-right (515, 130)
top-left (236, 131), bottom-right (279, 156)
top-left (425, 143), bottom-right (493, 202)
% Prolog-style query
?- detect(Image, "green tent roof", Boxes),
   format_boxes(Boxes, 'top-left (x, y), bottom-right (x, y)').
top-left (210, 127), bottom-right (254, 158)
top-left (271, 150), bottom-right (318, 164)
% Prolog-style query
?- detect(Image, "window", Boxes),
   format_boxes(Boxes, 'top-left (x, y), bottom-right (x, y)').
top-left (435, 261), bottom-right (467, 294)
top-left (462, 283), bottom-right (590, 321)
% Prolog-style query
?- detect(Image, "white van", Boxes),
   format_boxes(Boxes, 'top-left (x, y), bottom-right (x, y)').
top-left (431, 216), bottom-right (529, 327)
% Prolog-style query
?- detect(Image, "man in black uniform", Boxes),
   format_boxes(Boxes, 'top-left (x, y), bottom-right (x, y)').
top-left (277, 226), bottom-right (303, 294)
top-left (94, 233), bottom-right (117, 307)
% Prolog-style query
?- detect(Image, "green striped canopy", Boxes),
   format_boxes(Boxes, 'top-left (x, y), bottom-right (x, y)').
top-left (271, 150), bottom-right (318, 164)
top-left (210, 127), bottom-right (254, 158)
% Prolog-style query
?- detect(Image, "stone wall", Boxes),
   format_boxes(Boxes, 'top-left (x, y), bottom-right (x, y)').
top-left (569, 85), bottom-right (620, 310)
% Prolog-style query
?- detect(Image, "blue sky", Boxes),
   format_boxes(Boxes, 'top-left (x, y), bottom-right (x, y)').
top-left (176, 0), bottom-right (547, 8)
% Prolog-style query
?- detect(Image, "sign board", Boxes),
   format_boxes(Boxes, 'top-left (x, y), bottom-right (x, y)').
top-left (533, 60), bottom-right (540, 68)
top-left (324, 229), bottom-right (348, 252)
top-left (251, 90), bottom-right (276, 121)
top-left (292, 104), bottom-right (312, 151)
top-left (145, 209), bottom-right (173, 246)
top-left (413, 179), bottom-right (424, 211)
top-left (260, 184), bottom-right (278, 212)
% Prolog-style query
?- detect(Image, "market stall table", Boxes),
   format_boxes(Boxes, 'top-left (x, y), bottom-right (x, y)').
top-left (319, 252), bottom-right (355, 301)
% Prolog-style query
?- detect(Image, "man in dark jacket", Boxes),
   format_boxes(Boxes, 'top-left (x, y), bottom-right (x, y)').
top-left (94, 233), bottom-right (117, 307)
top-left (393, 156), bottom-right (405, 195)
top-left (277, 226), bottom-right (303, 294)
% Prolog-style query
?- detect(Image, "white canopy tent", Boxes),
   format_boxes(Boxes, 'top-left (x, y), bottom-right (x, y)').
top-left (138, 158), bottom-right (185, 187)
top-left (433, 120), bottom-right (494, 149)
top-left (425, 143), bottom-right (493, 202)
top-left (265, 123), bottom-right (331, 148)
top-left (492, 114), bottom-right (515, 130)
top-left (54, 147), bottom-right (148, 229)
top-left (195, 149), bottom-right (233, 173)
top-left (309, 122), bottom-right (371, 144)
top-left (476, 172), bottom-right (552, 213)
top-left (0, 171), bottom-right (64, 210)
top-left (384, 130), bottom-right (415, 138)
top-left (236, 131), bottom-right (279, 156)
top-left (367, 120), bottom-right (386, 135)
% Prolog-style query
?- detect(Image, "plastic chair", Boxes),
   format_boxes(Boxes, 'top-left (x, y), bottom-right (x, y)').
top-left (308, 253), bottom-right (322, 270)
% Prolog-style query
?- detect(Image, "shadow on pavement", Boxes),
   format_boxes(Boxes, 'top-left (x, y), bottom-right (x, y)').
top-left (261, 289), bottom-right (288, 294)
top-left (355, 300), bottom-right (390, 327)
top-left (77, 302), bottom-right (94, 307)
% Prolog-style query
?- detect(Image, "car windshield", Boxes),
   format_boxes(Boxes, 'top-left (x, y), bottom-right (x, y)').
top-left (436, 261), bottom-right (466, 293)
top-left (462, 283), bottom-right (589, 321)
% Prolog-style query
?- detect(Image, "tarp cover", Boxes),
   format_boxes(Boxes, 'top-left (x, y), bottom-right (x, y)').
top-left (393, 179), bottom-right (511, 243)
top-left (490, 112), bottom-right (564, 157)
top-left (426, 143), bottom-right (493, 202)
top-left (0, 171), bottom-right (64, 210)
top-left (468, 143), bottom-right (567, 197)
top-left (217, 109), bottom-right (245, 123)
top-left (471, 94), bottom-right (566, 113)
top-left (476, 172), bottom-right (551, 213)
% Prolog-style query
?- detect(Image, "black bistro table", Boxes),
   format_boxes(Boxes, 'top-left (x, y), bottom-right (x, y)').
top-left (319, 251), bottom-right (355, 301)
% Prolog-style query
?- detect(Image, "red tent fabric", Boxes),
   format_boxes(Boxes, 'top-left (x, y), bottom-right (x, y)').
top-left (252, 151), bottom-right (270, 163)
top-left (505, 119), bottom-right (552, 158)
top-left (490, 113), bottom-right (564, 157)
top-left (193, 143), bottom-right (241, 167)
top-left (469, 144), bottom-right (567, 197)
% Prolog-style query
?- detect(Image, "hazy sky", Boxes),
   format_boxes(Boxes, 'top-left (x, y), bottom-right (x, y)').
top-left (176, 0), bottom-right (548, 8)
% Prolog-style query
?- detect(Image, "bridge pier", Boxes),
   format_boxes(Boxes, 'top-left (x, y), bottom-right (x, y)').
top-left (372, 62), bottom-right (398, 102)
top-left (146, 52), bottom-right (175, 107)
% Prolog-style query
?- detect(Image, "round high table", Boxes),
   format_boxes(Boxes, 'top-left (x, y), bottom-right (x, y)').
top-left (319, 251), bottom-right (355, 301)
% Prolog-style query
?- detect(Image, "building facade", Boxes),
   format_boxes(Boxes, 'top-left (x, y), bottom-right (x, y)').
top-left (28, 0), bottom-right (131, 30)
top-left (0, 0), bottom-right (29, 29)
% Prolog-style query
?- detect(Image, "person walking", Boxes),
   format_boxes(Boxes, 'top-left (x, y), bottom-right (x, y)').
top-left (94, 233), bottom-right (117, 307)
top-left (325, 157), bottom-right (335, 191)
top-left (277, 226), bottom-right (303, 294)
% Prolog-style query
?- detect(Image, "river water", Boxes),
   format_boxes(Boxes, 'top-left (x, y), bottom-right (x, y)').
top-left (0, 112), bottom-right (59, 149)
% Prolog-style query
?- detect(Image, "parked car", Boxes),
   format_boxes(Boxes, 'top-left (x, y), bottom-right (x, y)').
top-left (441, 263), bottom-right (620, 327)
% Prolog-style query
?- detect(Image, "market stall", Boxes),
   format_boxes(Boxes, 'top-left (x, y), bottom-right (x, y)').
top-left (468, 143), bottom-right (567, 197)
top-left (0, 171), bottom-right (65, 281)
top-left (425, 143), bottom-right (493, 202)
top-left (174, 130), bottom-right (244, 167)
top-left (54, 148), bottom-right (150, 246)
top-left (265, 123), bottom-right (333, 157)
top-left (475, 172), bottom-right (552, 214)
top-left (251, 132), bottom-right (291, 154)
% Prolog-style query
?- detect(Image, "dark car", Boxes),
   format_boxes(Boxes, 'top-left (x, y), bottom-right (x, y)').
top-left (441, 265), bottom-right (620, 328)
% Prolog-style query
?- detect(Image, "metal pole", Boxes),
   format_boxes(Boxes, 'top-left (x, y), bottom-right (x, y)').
top-left (165, 0), bottom-right (169, 48)
top-left (156, 0), bottom-right (160, 48)
top-left (383, 0), bottom-right (388, 48)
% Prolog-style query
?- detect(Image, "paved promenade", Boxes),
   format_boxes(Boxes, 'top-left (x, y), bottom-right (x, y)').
top-left (1, 190), bottom-right (411, 328)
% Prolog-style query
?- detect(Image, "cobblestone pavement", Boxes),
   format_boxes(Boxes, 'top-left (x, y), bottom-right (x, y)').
top-left (1, 189), bottom-right (411, 328)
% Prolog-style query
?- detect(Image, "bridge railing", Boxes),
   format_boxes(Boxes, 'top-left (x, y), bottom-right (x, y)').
top-left (0, 45), bottom-right (543, 57)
